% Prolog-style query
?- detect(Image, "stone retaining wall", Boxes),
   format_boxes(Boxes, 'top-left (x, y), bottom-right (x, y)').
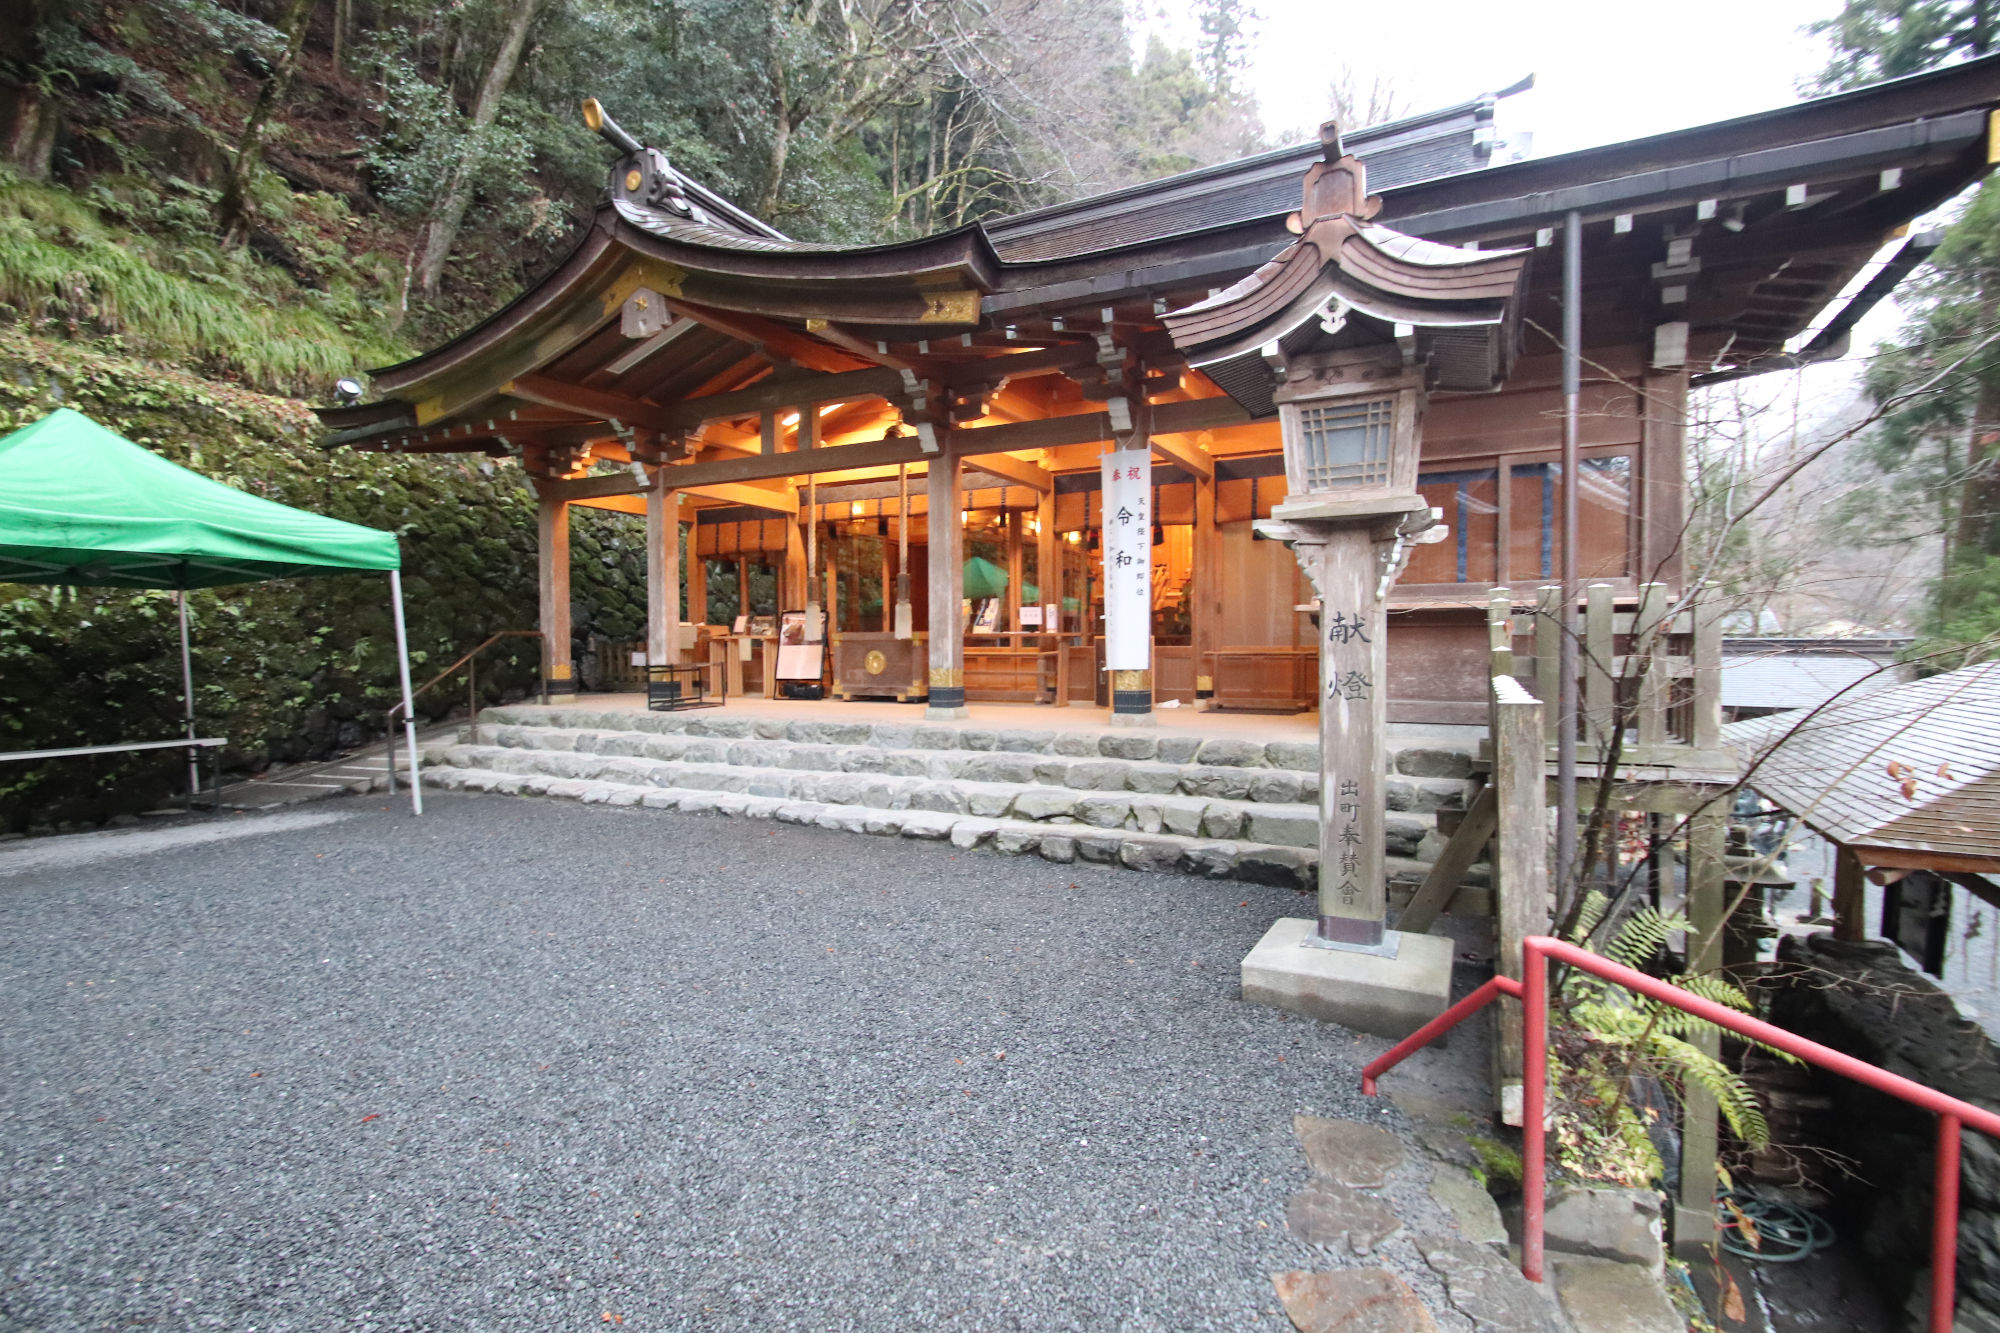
top-left (1770, 932), bottom-right (2000, 1329)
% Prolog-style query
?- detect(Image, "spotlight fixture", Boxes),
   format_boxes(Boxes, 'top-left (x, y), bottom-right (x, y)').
top-left (333, 377), bottom-right (364, 405)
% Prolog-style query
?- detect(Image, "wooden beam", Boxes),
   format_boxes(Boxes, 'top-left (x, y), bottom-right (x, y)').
top-left (506, 374), bottom-right (678, 434)
top-left (1149, 430), bottom-right (1214, 479)
top-left (674, 365), bottom-right (903, 428)
top-left (963, 451), bottom-right (1051, 494)
top-left (534, 471), bottom-right (650, 502)
top-left (614, 394), bottom-right (1249, 494)
top-left (663, 298), bottom-right (870, 373)
top-left (805, 318), bottom-right (926, 372)
top-left (1397, 784), bottom-right (1496, 935)
top-left (681, 481), bottom-right (798, 513)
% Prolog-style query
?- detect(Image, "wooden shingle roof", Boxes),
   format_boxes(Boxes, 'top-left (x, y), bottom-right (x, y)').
top-left (1727, 661), bottom-right (2000, 870)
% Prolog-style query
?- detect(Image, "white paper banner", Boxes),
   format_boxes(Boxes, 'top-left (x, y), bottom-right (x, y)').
top-left (1100, 447), bottom-right (1151, 671)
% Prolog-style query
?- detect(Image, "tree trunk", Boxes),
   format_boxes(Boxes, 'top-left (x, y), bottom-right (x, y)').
top-left (216, 0), bottom-right (315, 244)
top-left (0, 80), bottom-right (57, 179)
top-left (757, 17), bottom-right (792, 220)
top-left (412, 0), bottom-right (542, 296)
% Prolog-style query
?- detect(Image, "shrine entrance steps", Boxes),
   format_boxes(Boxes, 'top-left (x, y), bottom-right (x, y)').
top-left (417, 703), bottom-right (1485, 893)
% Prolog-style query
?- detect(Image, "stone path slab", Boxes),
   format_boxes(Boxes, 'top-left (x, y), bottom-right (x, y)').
top-left (1426, 1162), bottom-right (1508, 1249)
top-left (1296, 1114), bottom-right (1408, 1188)
top-left (1550, 1256), bottom-right (1682, 1333)
top-left (1286, 1178), bottom-right (1404, 1255)
top-left (1272, 1269), bottom-right (1441, 1332)
top-left (1417, 1235), bottom-right (1564, 1333)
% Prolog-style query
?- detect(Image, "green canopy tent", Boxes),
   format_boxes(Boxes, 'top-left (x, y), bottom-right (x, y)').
top-left (0, 409), bottom-right (424, 814)
top-left (962, 556), bottom-right (1009, 600)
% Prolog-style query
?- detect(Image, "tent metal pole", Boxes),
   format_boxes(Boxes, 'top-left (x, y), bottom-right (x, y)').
top-left (177, 589), bottom-right (200, 806)
top-left (389, 570), bottom-right (422, 815)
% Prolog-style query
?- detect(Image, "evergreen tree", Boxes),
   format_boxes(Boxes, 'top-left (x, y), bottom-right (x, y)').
top-left (1817, 0), bottom-right (2000, 660)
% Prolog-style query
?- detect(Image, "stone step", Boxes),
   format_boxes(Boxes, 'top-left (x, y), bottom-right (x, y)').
top-left (419, 762), bottom-right (1337, 889)
top-left (471, 720), bottom-right (1474, 818)
top-left (424, 739), bottom-right (1447, 856)
top-left (478, 704), bottom-right (1481, 792)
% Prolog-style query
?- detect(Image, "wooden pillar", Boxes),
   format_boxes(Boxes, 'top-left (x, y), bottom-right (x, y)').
top-left (737, 556), bottom-right (751, 618)
top-left (686, 528), bottom-right (708, 628)
top-left (646, 483), bottom-right (682, 667)
top-left (1675, 801), bottom-right (1729, 1257)
top-left (1192, 468), bottom-right (1221, 707)
top-left (1833, 843), bottom-right (1868, 942)
top-left (881, 535), bottom-right (894, 632)
top-left (1005, 508), bottom-right (1024, 632)
top-left (824, 554), bottom-right (839, 634)
top-left (537, 490), bottom-right (574, 693)
top-left (926, 456), bottom-right (966, 718)
top-left (783, 506), bottom-right (808, 613)
top-left (1492, 675), bottom-right (1548, 1122)
top-left (1036, 490), bottom-right (1058, 631)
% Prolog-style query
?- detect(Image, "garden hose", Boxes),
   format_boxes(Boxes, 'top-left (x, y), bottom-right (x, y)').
top-left (1714, 1188), bottom-right (1835, 1262)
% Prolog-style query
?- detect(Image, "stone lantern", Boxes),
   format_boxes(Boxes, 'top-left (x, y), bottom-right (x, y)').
top-left (1162, 123), bottom-right (1530, 1036)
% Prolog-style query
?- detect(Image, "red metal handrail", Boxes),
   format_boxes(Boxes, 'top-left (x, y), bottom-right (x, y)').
top-left (1363, 934), bottom-right (2000, 1333)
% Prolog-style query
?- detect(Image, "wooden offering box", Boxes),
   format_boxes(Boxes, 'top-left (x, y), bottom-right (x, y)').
top-left (831, 632), bottom-right (928, 701)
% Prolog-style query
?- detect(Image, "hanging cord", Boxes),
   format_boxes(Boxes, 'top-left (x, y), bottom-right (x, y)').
top-left (1716, 1188), bottom-right (1835, 1262)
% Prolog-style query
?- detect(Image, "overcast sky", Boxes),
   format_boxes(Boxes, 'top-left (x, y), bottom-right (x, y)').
top-left (1136, 0), bottom-right (1839, 154)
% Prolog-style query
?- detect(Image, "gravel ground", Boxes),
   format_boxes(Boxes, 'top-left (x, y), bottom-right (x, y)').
top-left (0, 793), bottom-right (1471, 1332)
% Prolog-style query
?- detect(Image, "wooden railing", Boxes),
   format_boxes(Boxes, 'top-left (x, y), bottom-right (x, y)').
top-left (1487, 582), bottom-right (1724, 771)
top-left (385, 630), bottom-right (543, 794)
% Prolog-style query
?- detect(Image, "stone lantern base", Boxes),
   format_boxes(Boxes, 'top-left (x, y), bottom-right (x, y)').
top-left (1241, 917), bottom-right (1453, 1039)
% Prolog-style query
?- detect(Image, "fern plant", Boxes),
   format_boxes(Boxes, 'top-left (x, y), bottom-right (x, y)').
top-left (1547, 891), bottom-right (1789, 1186)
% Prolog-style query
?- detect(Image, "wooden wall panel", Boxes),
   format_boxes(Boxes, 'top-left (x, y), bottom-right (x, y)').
top-left (1217, 521), bottom-right (1305, 647)
top-left (1385, 609), bottom-right (1493, 725)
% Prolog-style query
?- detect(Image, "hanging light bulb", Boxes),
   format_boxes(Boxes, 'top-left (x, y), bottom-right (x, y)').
top-left (850, 501), bottom-right (866, 518)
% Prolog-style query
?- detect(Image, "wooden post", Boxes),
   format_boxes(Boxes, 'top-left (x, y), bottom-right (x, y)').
top-left (783, 505), bottom-right (807, 614)
top-left (1293, 525), bottom-right (1389, 946)
top-left (1833, 843), bottom-right (1868, 942)
top-left (1585, 582), bottom-right (1614, 746)
top-left (1636, 581), bottom-right (1671, 749)
top-left (1192, 471), bottom-right (1221, 708)
top-left (1693, 594), bottom-right (1724, 753)
top-left (1676, 801), bottom-right (1729, 1257)
top-left (881, 532), bottom-right (894, 632)
top-left (646, 482), bottom-right (682, 667)
top-left (1535, 584), bottom-right (1561, 740)
top-left (926, 457), bottom-right (966, 718)
top-left (686, 524), bottom-right (708, 629)
top-left (537, 490), bottom-right (573, 693)
top-left (1492, 674), bottom-right (1548, 1123)
top-left (1005, 508), bottom-right (1024, 632)
top-left (1036, 489), bottom-right (1058, 630)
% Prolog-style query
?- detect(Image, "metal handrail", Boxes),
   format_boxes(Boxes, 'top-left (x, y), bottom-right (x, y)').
top-left (385, 631), bottom-right (544, 793)
top-left (1363, 934), bottom-right (2000, 1332)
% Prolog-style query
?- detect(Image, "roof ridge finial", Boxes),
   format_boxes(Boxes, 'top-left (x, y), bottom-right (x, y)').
top-left (1320, 120), bottom-right (1344, 162)
top-left (584, 98), bottom-right (705, 224)
top-left (1295, 121), bottom-right (1380, 230)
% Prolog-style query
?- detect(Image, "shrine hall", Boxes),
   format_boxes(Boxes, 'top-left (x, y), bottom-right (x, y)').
top-left (319, 57), bottom-right (2000, 724)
